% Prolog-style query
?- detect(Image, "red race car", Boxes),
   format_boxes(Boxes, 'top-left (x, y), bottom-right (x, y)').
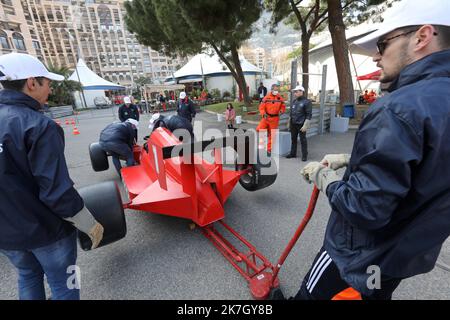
top-left (82, 128), bottom-right (281, 298)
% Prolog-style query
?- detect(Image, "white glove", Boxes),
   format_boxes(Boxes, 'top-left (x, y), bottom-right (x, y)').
top-left (321, 154), bottom-right (351, 170)
top-left (300, 162), bottom-right (341, 193)
top-left (300, 119), bottom-right (311, 133)
top-left (64, 206), bottom-right (104, 249)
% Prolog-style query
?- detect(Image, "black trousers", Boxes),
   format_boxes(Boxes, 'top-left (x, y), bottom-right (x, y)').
top-left (294, 247), bottom-right (402, 300)
top-left (289, 123), bottom-right (307, 157)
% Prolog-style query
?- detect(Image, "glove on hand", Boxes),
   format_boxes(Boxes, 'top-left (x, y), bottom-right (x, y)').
top-left (300, 119), bottom-right (311, 132)
top-left (300, 161), bottom-right (341, 192)
top-left (64, 206), bottom-right (104, 249)
top-left (321, 154), bottom-right (351, 170)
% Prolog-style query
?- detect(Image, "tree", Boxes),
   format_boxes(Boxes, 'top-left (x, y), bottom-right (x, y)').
top-left (328, 0), bottom-right (354, 106)
top-left (328, 0), bottom-right (398, 107)
top-left (47, 64), bottom-right (82, 107)
top-left (124, 0), bottom-right (263, 108)
top-left (265, 0), bottom-right (329, 94)
top-left (266, 0), bottom-right (396, 104)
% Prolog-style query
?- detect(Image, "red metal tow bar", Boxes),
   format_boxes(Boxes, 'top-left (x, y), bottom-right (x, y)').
top-left (201, 186), bottom-right (320, 299)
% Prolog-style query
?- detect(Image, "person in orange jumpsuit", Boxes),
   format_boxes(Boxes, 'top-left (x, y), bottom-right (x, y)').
top-left (367, 89), bottom-right (377, 104)
top-left (256, 83), bottom-right (286, 152)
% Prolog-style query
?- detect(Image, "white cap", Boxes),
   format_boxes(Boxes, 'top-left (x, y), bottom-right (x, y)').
top-left (0, 53), bottom-right (64, 81)
top-left (179, 92), bottom-right (186, 99)
top-left (292, 85), bottom-right (305, 92)
top-left (123, 96), bottom-right (131, 104)
top-left (149, 113), bottom-right (160, 124)
top-left (125, 118), bottom-right (139, 127)
top-left (354, 0), bottom-right (450, 56)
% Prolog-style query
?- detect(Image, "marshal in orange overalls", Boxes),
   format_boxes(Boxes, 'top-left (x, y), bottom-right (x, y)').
top-left (256, 92), bottom-right (286, 152)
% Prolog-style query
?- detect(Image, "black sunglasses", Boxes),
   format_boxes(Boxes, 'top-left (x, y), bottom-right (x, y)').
top-left (376, 29), bottom-right (419, 55)
top-left (376, 28), bottom-right (439, 55)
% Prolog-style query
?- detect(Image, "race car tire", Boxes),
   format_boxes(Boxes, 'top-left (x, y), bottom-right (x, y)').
top-left (236, 155), bottom-right (277, 192)
top-left (89, 142), bottom-right (109, 172)
top-left (77, 181), bottom-right (126, 251)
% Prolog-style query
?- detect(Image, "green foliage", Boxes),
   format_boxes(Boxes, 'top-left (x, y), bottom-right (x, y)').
top-left (222, 90), bottom-right (231, 98)
top-left (124, 0), bottom-right (263, 107)
top-left (46, 64), bottom-right (82, 107)
top-left (343, 0), bottom-right (399, 25)
top-left (124, 0), bottom-right (262, 58)
top-left (210, 88), bottom-right (221, 99)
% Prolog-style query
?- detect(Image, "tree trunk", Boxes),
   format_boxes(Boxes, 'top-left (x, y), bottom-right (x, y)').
top-left (327, 0), bottom-right (355, 108)
top-left (230, 47), bottom-right (252, 108)
top-left (301, 33), bottom-right (310, 95)
top-left (211, 43), bottom-right (251, 108)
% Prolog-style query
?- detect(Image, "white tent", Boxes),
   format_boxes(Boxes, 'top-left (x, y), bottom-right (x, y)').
top-left (172, 53), bottom-right (264, 96)
top-left (174, 53), bottom-right (262, 79)
top-left (68, 59), bottom-right (125, 108)
top-left (68, 59), bottom-right (125, 90)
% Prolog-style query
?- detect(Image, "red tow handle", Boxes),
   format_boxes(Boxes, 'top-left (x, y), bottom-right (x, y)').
top-left (271, 186), bottom-right (320, 286)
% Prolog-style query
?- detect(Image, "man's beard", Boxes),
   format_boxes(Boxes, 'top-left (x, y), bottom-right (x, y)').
top-left (380, 46), bottom-right (412, 83)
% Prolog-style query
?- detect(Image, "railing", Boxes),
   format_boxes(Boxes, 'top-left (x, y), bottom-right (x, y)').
top-left (44, 105), bottom-right (74, 119)
top-left (278, 106), bottom-right (333, 137)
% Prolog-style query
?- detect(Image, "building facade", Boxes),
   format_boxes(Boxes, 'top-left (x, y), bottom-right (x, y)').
top-left (0, 0), bottom-right (186, 88)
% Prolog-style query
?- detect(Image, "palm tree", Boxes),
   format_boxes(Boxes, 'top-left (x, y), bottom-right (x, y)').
top-left (47, 63), bottom-right (82, 107)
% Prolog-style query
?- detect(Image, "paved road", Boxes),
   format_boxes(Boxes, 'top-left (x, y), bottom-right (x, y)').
top-left (1, 108), bottom-right (449, 300)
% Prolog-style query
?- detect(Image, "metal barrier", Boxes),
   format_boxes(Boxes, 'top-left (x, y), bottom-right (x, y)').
top-left (45, 105), bottom-right (74, 119)
top-left (278, 106), bottom-right (332, 138)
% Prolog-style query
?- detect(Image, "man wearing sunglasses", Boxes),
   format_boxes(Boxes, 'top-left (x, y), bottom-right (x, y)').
top-left (283, 0), bottom-right (450, 300)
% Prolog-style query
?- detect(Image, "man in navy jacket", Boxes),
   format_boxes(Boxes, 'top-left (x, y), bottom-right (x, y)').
top-left (99, 119), bottom-right (138, 175)
top-left (296, 0), bottom-right (450, 300)
top-left (0, 53), bottom-right (103, 300)
top-left (177, 91), bottom-right (196, 123)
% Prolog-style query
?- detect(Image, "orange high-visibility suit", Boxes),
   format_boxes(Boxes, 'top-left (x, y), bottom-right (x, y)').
top-left (256, 92), bottom-right (286, 152)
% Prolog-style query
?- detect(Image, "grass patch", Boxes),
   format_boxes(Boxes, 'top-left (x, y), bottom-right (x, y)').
top-left (204, 101), bottom-right (262, 121)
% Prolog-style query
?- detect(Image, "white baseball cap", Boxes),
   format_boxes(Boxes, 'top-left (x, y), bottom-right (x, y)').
top-left (123, 96), bottom-right (131, 104)
top-left (149, 113), bottom-right (161, 125)
top-left (292, 85), bottom-right (305, 92)
top-left (179, 92), bottom-right (186, 99)
top-left (0, 53), bottom-right (64, 81)
top-left (125, 118), bottom-right (139, 127)
top-left (354, 0), bottom-right (450, 56)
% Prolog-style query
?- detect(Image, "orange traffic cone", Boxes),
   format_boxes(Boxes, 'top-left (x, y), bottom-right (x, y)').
top-left (65, 119), bottom-right (69, 125)
top-left (72, 126), bottom-right (80, 135)
top-left (71, 119), bottom-right (76, 125)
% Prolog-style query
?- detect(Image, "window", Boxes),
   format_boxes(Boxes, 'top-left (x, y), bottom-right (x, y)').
top-left (12, 33), bottom-right (26, 51)
top-left (0, 31), bottom-right (10, 49)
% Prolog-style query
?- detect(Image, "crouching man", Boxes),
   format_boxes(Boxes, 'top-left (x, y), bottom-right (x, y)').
top-left (99, 118), bottom-right (139, 176)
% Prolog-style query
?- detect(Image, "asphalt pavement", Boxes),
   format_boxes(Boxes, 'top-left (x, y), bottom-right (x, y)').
top-left (0, 107), bottom-right (449, 300)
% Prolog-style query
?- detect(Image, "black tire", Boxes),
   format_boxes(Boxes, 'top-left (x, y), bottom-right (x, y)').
top-left (77, 181), bottom-right (126, 251)
top-left (89, 142), bottom-right (109, 172)
top-left (237, 155), bottom-right (277, 192)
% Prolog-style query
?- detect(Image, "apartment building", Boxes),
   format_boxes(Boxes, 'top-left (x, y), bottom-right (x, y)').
top-left (240, 46), bottom-right (268, 72)
top-left (0, 0), bottom-right (185, 87)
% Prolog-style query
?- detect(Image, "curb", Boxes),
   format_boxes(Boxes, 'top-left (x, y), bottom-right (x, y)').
top-left (203, 109), bottom-right (260, 125)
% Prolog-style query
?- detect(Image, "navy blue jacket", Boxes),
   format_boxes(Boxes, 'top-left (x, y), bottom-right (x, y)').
top-left (0, 90), bottom-right (83, 250)
top-left (162, 115), bottom-right (194, 136)
top-left (99, 122), bottom-right (135, 155)
top-left (290, 96), bottom-right (312, 125)
top-left (177, 98), bottom-right (196, 122)
top-left (324, 49), bottom-right (450, 296)
top-left (118, 104), bottom-right (140, 122)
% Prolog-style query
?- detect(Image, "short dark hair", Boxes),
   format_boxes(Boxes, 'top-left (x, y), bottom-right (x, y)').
top-left (0, 77), bottom-right (45, 92)
top-left (434, 25), bottom-right (450, 49)
top-left (0, 79), bottom-right (27, 91)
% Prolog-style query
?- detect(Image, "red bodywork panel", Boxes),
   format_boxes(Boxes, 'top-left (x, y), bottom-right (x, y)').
top-left (122, 128), bottom-right (242, 226)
